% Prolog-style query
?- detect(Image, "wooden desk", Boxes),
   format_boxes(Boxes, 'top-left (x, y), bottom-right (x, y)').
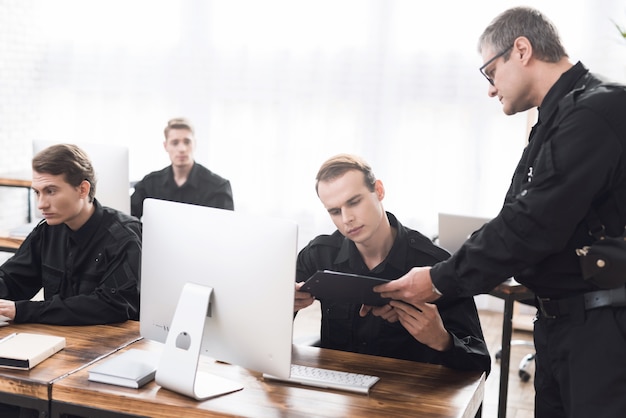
top-left (1, 172), bottom-right (32, 253)
top-left (51, 339), bottom-right (485, 418)
top-left (0, 173), bottom-right (31, 188)
top-left (0, 321), bottom-right (141, 415)
top-left (0, 236), bottom-right (24, 253)
top-left (489, 279), bottom-right (535, 418)
top-left (0, 172), bottom-right (32, 223)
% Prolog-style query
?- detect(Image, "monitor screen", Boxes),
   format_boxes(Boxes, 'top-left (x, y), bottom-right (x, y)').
top-left (140, 199), bottom-right (298, 400)
top-left (438, 212), bottom-right (491, 254)
top-left (32, 141), bottom-right (131, 215)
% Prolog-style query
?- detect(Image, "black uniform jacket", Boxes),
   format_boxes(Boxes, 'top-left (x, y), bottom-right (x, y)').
top-left (131, 161), bottom-right (234, 218)
top-left (432, 62), bottom-right (626, 299)
top-left (0, 200), bottom-right (141, 325)
top-left (297, 212), bottom-right (491, 373)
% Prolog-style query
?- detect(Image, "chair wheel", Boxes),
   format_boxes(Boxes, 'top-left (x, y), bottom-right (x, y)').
top-left (518, 353), bottom-right (534, 382)
top-left (519, 369), bottom-right (531, 382)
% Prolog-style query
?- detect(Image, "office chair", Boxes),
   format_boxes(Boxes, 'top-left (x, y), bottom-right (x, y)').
top-left (495, 340), bottom-right (535, 382)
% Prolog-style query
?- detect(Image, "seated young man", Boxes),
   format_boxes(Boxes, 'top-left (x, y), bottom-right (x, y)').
top-left (294, 154), bottom-right (490, 373)
top-left (0, 143), bottom-right (141, 325)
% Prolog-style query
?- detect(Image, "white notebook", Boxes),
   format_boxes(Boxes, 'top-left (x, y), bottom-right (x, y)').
top-left (88, 348), bottom-right (160, 389)
top-left (0, 332), bottom-right (66, 370)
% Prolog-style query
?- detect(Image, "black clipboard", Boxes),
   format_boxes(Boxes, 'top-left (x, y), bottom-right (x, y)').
top-left (300, 270), bottom-right (391, 306)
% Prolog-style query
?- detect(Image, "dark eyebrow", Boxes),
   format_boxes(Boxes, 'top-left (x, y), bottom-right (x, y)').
top-left (346, 194), bottom-right (362, 204)
top-left (325, 193), bottom-right (363, 213)
top-left (32, 184), bottom-right (58, 192)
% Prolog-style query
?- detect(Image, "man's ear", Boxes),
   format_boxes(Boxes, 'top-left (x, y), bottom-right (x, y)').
top-left (374, 179), bottom-right (385, 201)
top-left (513, 36), bottom-right (532, 65)
top-left (79, 180), bottom-right (91, 199)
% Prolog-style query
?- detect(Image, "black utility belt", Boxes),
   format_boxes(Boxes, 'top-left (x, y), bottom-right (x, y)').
top-left (536, 286), bottom-right (626, 319)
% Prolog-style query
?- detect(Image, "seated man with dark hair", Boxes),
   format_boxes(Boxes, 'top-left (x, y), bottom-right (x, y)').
top-left (0, 143), bottom-right (142, 417)
top-left (0, 143), bottom-right (141, 324)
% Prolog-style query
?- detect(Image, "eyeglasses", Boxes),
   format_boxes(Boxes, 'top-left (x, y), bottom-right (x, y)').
top-left (479, 46), bottom-right (513, 86)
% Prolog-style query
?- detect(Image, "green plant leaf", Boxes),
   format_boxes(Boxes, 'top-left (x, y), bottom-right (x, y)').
top-left (612, 20), bottom-right (626, 39)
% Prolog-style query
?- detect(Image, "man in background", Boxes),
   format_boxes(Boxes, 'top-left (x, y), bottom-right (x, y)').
top-left (374, 7), bottom-right (626, 417)
top-left (294, 154), bottom-right (490, 373)
top-left (131, 117), bottom-right (234, 218)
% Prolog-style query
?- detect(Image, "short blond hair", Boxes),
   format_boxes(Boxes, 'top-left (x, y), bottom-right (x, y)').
top-left (315, 154), bottom-right (376, 195)
top-left (164, 117), bottom-right (194, 139)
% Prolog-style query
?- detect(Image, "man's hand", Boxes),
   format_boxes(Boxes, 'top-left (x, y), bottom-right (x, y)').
top-left (294, 282), bottom-right (315, 313)
top-left (359, 303), bottom-right (399, 322)
top-left (0, 299), bottom-right (16, 320)
top-left (389, 300), bottom-right (452, 351)
top-left (360, 299), bottom-right (451, 352)
top-left (373, 266), bottom-right (440, 305)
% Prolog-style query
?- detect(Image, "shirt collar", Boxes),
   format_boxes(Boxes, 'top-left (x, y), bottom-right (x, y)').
top-left (385, 213), bottom-right (410, 272)
top-left (537, 61), bottom-right (588, 126)
top-left (163, 162), bottom-right (199, 188)
top-left (69, 198), bottom-right (103, 246)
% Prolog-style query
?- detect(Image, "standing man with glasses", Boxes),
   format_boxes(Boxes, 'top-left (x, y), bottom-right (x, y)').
top-left (370, 7), bottom-right (626, 418)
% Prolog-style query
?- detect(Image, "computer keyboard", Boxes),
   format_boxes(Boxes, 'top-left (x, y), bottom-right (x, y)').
top-left (263, 364), bottom-right (380, 394)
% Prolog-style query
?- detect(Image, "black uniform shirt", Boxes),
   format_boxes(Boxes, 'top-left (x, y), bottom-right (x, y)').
top-left (131, 162), bottom-right (234, 218)
top-left (0, 200), bottom-right (141, 325)
top-left (432, 62), bottom-right (626, 299)
top-left (297, 212), bottom-right (491, 373)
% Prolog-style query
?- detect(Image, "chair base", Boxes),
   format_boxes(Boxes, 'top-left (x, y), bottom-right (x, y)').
top-left (495, 340), bottom-right (535, 382)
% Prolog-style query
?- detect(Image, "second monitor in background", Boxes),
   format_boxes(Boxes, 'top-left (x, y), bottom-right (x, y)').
top-left (438, 213), bottom-right (492, 254)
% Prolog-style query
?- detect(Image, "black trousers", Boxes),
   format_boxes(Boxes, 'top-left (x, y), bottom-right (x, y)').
top-left (534, 306), bottom-right (626, 417)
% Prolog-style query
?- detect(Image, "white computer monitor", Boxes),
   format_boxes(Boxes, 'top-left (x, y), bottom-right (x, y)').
top-left (140, 199), bottom-right (298, 400)
top-left (33, 141), bottom-right (131, 215)
top-left (438, 212), bottom-right (492, 254)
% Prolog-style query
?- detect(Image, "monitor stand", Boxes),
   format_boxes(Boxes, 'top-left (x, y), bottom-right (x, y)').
top-left (155, 282), bottom-right (244, 400)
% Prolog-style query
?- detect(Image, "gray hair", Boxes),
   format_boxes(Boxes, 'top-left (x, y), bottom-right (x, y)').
top-left (478, 7), bottom-right (568, 63)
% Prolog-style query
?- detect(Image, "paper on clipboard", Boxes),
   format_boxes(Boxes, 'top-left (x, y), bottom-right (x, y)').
top-left (300, 270), bottom-right (391, 306)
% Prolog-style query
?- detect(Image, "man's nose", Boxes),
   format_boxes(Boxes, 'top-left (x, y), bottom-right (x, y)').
top-left (36, 194), bottom-right (48, 209)
top-left (342, 209), bottom-right (354, 224)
